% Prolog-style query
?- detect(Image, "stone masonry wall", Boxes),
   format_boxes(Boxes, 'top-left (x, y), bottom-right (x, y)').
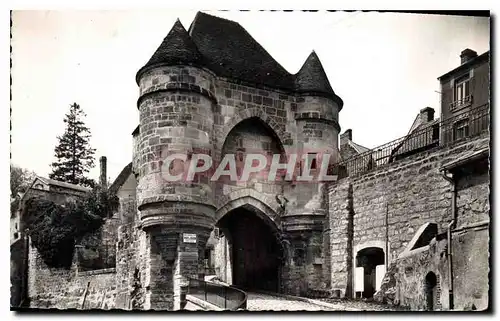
top-left (27, 244), bottom-right (117, 309)
top-left (456, 169), bottom-right (490, 229)
top-left (452, 225), bottom-right (489, 310)
top-left (328, 133), bottom-right (489, 297)
top-left (391, 238), bottom-right (449, 310)
top-left (328, 180), bottom-right (353, 297)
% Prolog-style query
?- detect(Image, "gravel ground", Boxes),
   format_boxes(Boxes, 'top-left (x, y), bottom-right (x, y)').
top-left (246, 292), bottom-right (338, 311)
top-left (316, 298), bottom-right (410, 311)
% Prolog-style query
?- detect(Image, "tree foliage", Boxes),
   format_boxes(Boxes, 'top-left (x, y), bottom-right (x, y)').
top-left (23, 186), bottom-right (119, 268)
top-left (50, 103), bottom-right (96, 188)
top-left (10, 165), bottom-right (37, 216)
top-left (10, 165), bottom-right (37, 197)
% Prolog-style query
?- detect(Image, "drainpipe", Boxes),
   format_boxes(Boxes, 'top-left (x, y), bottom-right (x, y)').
top-left (442, 171), bottom-right (456, 310)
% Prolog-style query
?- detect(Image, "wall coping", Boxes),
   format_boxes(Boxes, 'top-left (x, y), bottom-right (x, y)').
top-left (76, 267), bottom-right (116, 277)
top-left (398, 245), bottom-right (430, 259)
top-left (453, 220), bottom-right (490, 233)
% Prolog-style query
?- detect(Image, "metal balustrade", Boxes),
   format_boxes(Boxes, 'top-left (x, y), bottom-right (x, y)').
top-left (186, 277), bottom-right (247, 310)
top-left (338, 103), bottom-right (490, 178)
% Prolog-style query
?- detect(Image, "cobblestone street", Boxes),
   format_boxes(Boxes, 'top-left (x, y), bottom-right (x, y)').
top-left (246, 292), bottom-right (404, 311)
top-left (246, 292), bottom-right (336, 311)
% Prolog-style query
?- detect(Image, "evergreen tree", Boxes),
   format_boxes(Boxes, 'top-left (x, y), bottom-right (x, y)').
top-left (50, 103), bottom-right (96, 188)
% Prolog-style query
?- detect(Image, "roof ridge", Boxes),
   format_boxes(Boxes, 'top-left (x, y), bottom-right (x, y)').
top-left (348, 140), bottom-right (370, 154)
top-left (34, 175), bottom-right (91, 191)
top-left (140, 12), bottom-right (344, 108)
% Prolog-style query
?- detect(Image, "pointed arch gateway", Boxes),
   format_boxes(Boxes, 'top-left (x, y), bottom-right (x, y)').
top-left (212, 192), bottom-right (286, 293)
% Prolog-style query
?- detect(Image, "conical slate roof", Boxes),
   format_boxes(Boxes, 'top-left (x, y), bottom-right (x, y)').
top-left (294, 51), bottom-right (335, 96)
top-left (137, 12), bottom-right (343, 109)
top-left (136, 19), bottom-right (203, 81)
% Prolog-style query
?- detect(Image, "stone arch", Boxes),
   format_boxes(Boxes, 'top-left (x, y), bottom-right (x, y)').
top-left (217, 108), bottom-right (288, 153)
top-left (353, 241), bottom-right (388, 299)
top-left (425, 271), bottom-right (438, 311)
top-left (215, 188), bottom-right (282, 229)
top-left (214, 191), bottom-right (284, 292)
top-left (354, 240), bottom-right (389, 264)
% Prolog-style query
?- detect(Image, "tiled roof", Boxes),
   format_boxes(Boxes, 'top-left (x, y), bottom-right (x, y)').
top-left (437, 51), bottom-right (489, 81)
top-left (295, 51), bottom-right (335, 96)
top-left (440, 149), bottom-right (489, 171)
top-left (136, 19), bottom-right (204, 83)
top-left (37, 176), bottom-right (91, 193)
top-left (137, 12), bottom-right (343, 108)
top-left (348, 140), bottom-right (370, 155)
top-left (109, 162), bottom-right (133, 194)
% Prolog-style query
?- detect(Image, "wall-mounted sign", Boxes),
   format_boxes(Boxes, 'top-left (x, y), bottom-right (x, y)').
top-left (183, 233), bottom-right (197, 244)
top-left (355, 267), bottom-right (364, 292)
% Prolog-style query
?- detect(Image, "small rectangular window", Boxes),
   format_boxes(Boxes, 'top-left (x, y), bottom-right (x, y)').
top-left (432, 125), bottom-right (440, 141)
top-left (452, 73), bottom-right (472, 110)
top-left (454, 119), bottom-right (470, 140)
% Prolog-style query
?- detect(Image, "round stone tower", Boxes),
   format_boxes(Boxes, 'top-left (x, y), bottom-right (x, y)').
top-left (282, 51), bottom-right (343, 294)
top-left (134, 19), bottom-right (216, 310)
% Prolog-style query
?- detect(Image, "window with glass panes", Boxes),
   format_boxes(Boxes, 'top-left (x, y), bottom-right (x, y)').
top-left (454, 73), bottom-right (470, 103)
top-left (453, 118), bottom-right (470, 140)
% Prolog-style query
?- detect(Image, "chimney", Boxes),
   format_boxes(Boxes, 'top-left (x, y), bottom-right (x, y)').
top-left (460, 48), bottom-right (478, 65)
top-left (99, 156), bottom-right (107, 188)
top-left (419, 107), bottom-right (435, 123)
top-left (340, 129), bottom-right (352, 147)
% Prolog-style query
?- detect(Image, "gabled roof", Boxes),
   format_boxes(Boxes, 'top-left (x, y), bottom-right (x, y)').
top-left (109, 162), bottom-right (133, 194)
top-left (136, 19), bottom-right (204, 83)
top-left (137, 12), bottom-right (343, 108)
top-left (348, 140), bottom-right (370, 155)
top-left (438, 51), bottom-right (489, 81)
top-left (18, 176), bottom-right (90, 205)
top-left (36, 176), bottom-right (91, 193)
top-left (187, 12), bottom-right (294, 90)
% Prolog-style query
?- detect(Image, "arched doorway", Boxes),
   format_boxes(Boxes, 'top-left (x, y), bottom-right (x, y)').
top-left (425, 272), bottom-right (437, 311)
top-left (355, 247), bottom-right (385, 298)
top-left (215, 205), bottom-right (282, 292)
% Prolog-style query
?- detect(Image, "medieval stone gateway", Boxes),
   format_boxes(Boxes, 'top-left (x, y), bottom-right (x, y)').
top-left (13, 12), bottom-right (490, 312)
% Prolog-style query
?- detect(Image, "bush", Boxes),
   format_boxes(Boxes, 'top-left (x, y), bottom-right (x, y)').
top-left (23, 186), bottom-right (119, 268)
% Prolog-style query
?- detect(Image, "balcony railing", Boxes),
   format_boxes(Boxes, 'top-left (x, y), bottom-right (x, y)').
top-left (186, 277), bottom-right (247, 310)
top-left (450, 95), bottom-right (473, 111)
top-left (338, 103), bottom-right (490, 178)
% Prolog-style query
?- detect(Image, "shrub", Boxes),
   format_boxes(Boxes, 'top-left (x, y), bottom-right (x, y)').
top-left (23, 186), bottom-right (119, 268)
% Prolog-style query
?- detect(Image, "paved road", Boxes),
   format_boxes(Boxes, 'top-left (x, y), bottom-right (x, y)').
top-left (245, 292), bottom-right (338, 311)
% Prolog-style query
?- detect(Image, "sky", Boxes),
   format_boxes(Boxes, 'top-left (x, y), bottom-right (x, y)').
top-left (10, 10), bottom-right (490, 183)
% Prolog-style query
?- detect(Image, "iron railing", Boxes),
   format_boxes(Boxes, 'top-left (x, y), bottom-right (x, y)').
top-left (339, 103), bottom-right (490, 177)
top-left (186, 277), bottom-right (247, 310)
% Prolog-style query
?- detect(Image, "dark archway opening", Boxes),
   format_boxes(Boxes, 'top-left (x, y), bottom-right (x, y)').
top-left (356, 247), bottom-right (385, 299)
top-left (217, 206), bottom-right (281, 292)
top-left (425, 272), bottom-right (437, 311)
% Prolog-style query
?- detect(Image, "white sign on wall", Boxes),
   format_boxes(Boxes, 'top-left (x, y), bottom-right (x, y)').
top-left (376, 265), bottom-right (386, 291)
top-left (355, 267), bottom-right (364, 292)
top-left (183, 233), bottom-right (197, 244)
